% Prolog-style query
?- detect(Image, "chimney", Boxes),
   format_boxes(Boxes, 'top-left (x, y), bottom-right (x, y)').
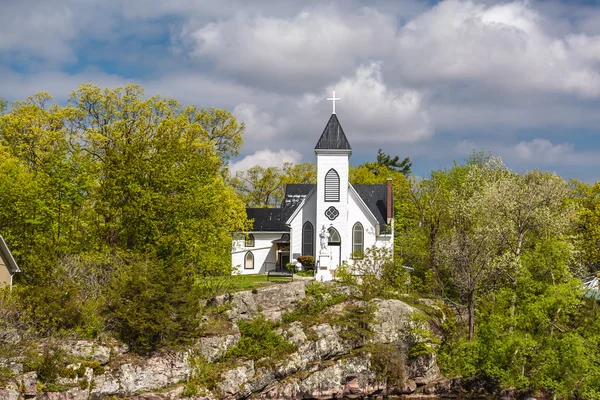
top-left (386, 177), bottom-right (393, 225)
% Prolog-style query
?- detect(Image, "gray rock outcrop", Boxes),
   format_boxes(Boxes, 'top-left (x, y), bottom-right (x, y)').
top-left (211, 280), bottom-right (310, 322)
top-left (3, 283), bottom-right (441, 399)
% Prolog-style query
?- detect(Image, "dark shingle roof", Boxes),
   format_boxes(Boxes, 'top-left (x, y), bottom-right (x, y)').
top-left (352, 184), bottom-right (393, 233)
top-left (246, 185), bottom-right (316, 231)
top-left (246, 208), bottom-right (288, 231)
top-left (282, 184), bottom-right (316, 223)
top-left (315, 114), bottom-right (351, 151)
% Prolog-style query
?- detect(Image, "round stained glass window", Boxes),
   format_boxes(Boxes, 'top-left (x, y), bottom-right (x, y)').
top-left (325, 206), bottom-right (339, 220)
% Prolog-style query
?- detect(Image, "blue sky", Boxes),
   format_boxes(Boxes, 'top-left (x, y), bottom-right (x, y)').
top-left (2, 0), bottom-right (600, 181)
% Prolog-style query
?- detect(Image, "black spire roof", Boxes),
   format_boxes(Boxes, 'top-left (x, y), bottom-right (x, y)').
top-left (314, 114), bottom-right (352, 151)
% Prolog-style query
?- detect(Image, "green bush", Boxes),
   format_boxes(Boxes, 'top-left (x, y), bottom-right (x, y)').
top-left (296, 256), bottom-right (314, 267)
top-left (17, 282), bottom-right (83, 336)
top-left (183, 354), bottom-right (222, 395)
top-left (338, 246), bottom-right (407, 301)
top-left (24, 348), bottom-right (74, 392)
top-left (104, 255), bottom-right (202, 354)
top-left (225, 315), bottom-right (296, 362)
top-left (285, 262), bottom-right (296, 272)
top-left (282, 282), bottom-right (347, 325)
top-left (333, 302), bottom-right (376, 346)
top-left (367, 343), bottom-right (406, 393)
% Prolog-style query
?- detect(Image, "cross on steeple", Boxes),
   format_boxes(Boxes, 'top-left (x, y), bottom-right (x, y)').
top-left (327, 90), bottom-right (341, 114)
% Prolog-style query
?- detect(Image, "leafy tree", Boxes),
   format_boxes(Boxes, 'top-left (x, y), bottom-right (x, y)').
top-left (570, 179), bottom-right (600, 276)
top-left (361, 149), bottom-right (411, 176)
top-left (230, 165), bottom-right (284, 207)
top-left (66, 84), bottom-right (247, 273)
top-left (230, 162), bottom-right (316, 207)
top-left (473, 169), bottom-right (573, 330)
top-left (281, 162), bottom-right (316, 185)
top-left (0, 98), bottom-right (7, 115)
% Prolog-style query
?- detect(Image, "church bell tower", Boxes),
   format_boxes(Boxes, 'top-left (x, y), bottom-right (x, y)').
top-left (314, 92), bottom-right (352, 271)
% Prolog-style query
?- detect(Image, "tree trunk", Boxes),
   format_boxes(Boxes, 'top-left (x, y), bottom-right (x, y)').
top-left (509, 232), bottom-right (524, 332)
top-left (468, 290), bottom-right (476, 341)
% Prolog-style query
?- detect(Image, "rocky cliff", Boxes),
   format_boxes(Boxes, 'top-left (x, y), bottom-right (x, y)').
top-left (1, 280), bottom-right (448, 399)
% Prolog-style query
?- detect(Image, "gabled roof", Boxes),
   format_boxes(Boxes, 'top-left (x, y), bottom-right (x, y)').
top-left (284, 184), bottom-right (316, 225)
top-left (246, 208), bottom-right (288, 232)
top-left (352, 184), bottom-right (393, 233)
top-left (0, 235), bottom-right (20, 274)
top-left (247, 184), bottom-right (316, 232)
top-left (314, 114), bottom-right (352, 151)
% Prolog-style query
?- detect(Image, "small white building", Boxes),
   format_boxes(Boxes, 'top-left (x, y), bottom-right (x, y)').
top-left (232, 111), bottom-right (394, 280)
top-left (0, 235), bottom-right (20, 288)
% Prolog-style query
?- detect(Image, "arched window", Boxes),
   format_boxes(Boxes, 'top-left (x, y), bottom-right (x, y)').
top-left (352, 222), bottom-right (364, 255)
top-left (245, 234), bottom-right (255, 247)
top-left (325, 169), bottom-right (340, 202)
top-left (302, 222), bottom-right (314, 256)
top-left (281, 233), bottom-right (290, 241)
top-left (244, 251), bottom-right (254, 269)
top-left (328, 227), bottom-right (341, 244)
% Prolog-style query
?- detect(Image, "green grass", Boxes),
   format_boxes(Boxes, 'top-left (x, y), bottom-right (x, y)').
top-left (197, 274), bottom-right (297, 299)
top-left (231, 274), bottom-right (292, 290)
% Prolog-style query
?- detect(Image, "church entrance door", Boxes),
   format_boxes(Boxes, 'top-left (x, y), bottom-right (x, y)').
top-left (329, 245), bottom-right (341, 268)
top-left (280, 253), bottom-right (290, 268)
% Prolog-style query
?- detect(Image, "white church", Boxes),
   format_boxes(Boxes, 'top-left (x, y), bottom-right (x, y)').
top-left (232, 94), bottom-right (394, 281)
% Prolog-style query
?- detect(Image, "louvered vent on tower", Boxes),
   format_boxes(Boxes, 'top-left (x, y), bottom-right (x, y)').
top-left (325, 169), bottom-right (340, 202)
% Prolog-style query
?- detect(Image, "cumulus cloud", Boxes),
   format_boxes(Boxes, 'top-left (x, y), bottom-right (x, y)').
top-left (456, 138), bottom-right (600, 167)
top-left (325, 63), bottom-right (432, 143)
top-left (395, 0), bottom-right (600, 97)
top-left (233, 103), bottom-right (289, 140)
top-left (0, 2), bottom-right (77, 62)
top-left (181, 5), bottom-right (397, 90)
top-left (513, 138), bottom-right (574, 161)
top-left (230, 149), bottom-right (303, 173)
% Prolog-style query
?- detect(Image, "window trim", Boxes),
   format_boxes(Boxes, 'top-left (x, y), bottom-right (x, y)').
top-left (352, 222), bottom-right (364, 256)
top-left (244, 251), bottom-right (255, 270)
top-left (302, 222), bottom-right (314, 256)
top-left (245, 233), bottom-right (255, 247)
top-left (324, 168), bottom-right (340, 202)
top-left (328, 227), bottom-right (341, 244)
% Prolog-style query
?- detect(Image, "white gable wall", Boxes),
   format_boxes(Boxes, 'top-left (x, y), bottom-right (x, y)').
top-left (232, 232), bottom-right (282, 275)
top-left (289, 190), bottom-right (317, 259)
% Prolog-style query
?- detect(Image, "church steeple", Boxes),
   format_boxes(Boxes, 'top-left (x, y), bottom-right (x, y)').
top-left (314, 114), bottom-right (352, 152)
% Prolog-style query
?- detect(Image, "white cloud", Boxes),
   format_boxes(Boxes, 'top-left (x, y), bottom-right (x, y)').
top-left (230, 149), bottom-right (302, 173)
top-left (455, 138), bottom-right (600, 167)
top-left (325, 63), bottom-right (432, 143)
top-left (181, 5), bottom-right (397, 90)
top-left (513, 138), bottom-right (574, 161)
top-left (0, 2), bottom-right (77, 62)
top-left (232, 103), bottom-right (289, 140)
top-left (395, 0), bottom-right (600, 97)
